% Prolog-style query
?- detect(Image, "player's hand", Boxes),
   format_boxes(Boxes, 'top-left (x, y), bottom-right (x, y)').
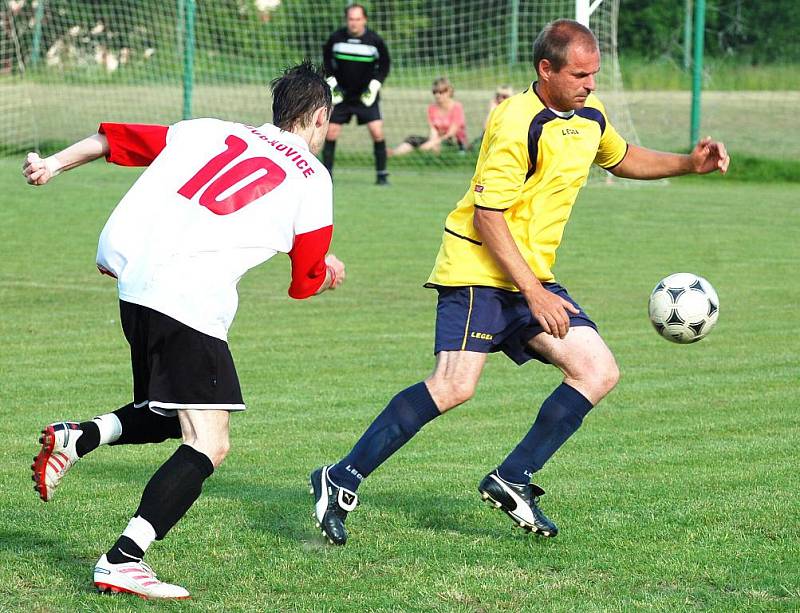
top-left (22, 152), bottom-right (61, 185)
top-left (326, 76), bottom-right (343, 106)
top-left (691, 136), bottom-right (730, 175)
top-left (526, 285), bottom-right (579, 339)
top-left (361, 79), bottom-right (381, 107)
top-left (324, 254), bottom-right (345, 291)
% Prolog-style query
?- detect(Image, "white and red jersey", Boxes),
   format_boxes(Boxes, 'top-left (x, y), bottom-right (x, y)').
top-left (96, 119), bottom-right (332, 341)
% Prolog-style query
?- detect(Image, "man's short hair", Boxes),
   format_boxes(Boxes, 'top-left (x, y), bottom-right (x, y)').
top-left (271, 60), bottom-right (332, 131)
top-left (533, 19), bottom-right (598, 75)
top-left (345, 3), bottom-right (367, 18)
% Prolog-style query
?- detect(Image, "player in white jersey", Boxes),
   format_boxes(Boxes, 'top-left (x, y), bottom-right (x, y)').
top-left (23, 61), bottom-right (342, 600)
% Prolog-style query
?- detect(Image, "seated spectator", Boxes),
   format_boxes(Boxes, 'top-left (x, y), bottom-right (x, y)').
top-left (471, 84), bottom-right (514, 150)
top-left (485, 84), bottom-right (513, 129)
top-left (390, 77), bottom-right (467, 156)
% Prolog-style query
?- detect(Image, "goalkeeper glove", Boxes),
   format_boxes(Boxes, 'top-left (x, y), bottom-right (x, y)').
top-left (361, 79), bottom-right (381, 107)
top-left (326, 76), bottom-right (343, 106)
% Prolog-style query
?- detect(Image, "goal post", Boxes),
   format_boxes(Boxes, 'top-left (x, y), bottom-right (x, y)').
top-left (575, 0), bottom-right (605, 26)
top-left (1, 0), bottom-right (640, 173)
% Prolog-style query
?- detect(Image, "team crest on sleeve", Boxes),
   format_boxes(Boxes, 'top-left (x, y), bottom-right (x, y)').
top-left (474, 184), bottom-right (485, 193)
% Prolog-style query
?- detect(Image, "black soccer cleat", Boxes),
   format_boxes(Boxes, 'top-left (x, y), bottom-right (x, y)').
top-left (375, 173), bottom-right (390, 186)
top-left (478, 470), bottom-right (558, 537)
top-left (309, 466), bottom-right (358, 546)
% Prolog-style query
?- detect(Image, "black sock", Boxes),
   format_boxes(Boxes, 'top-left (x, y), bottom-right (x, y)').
top-left (75, 421), bottom-right (100, 457)
top-left (329, 382), bottom-right (440, 491)
top-left (322, 140), bottom-right (336, 174)
top-left (105, 535), bottom-right (145, 564)
top-left (497, 383), bottom-right (593, 483)
top-left (374, 140), bottom-right (387, 177)
top-left (135, 444), bottom-right (214, 540)
top-left (110, 403), bottom-right (181, 446)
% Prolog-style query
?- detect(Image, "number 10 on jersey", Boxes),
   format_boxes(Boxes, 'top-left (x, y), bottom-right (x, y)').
top-left (178, 135), bottom-right (286, 215)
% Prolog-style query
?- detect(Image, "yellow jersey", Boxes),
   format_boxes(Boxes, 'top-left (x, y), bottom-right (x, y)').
top-left (426, 83), bottom-right (628, 289)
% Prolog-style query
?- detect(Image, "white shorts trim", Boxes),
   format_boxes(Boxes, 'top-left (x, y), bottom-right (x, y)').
top-left (145, 400), bottom-right (247, 417)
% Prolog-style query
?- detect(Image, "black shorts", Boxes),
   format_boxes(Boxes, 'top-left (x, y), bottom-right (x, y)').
top-left (432, 284), bottom-right (597, 365)
top-left (403, 135), bottom-right (427, 148)
top-left (330, 99), bottom-right (382, 125)
top-left (120, 301), bottom-right (245, 415)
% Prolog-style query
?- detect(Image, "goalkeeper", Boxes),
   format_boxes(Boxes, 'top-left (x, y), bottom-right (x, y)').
top-left (322, 3), bottom-right (391, 184)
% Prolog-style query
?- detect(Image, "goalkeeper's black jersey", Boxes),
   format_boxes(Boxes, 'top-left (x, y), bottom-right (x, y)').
top-left (322, 28), bottom-right (391, 102)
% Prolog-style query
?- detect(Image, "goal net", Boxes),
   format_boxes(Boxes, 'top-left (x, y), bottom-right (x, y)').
top-left (1, 0), bottom-right (638, 172)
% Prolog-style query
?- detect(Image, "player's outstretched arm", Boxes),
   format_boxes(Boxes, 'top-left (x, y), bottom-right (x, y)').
top-left (610, 138), bottom-right (730, 180)
top-left (22, 133), bottom-right (109, 186)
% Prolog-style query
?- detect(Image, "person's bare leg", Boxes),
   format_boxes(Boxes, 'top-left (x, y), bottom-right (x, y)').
top-left (480, 327), bottom-right (619, 537)
top-left (95, 409), bottom-right (230, 598)
top-left (312, 350), bottom-right (488, 544)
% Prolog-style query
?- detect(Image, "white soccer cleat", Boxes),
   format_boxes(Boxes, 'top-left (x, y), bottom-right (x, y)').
top-left (93, 554), bottom-right (190, 600)
top-left (31, 422), bottom-right (83, 502)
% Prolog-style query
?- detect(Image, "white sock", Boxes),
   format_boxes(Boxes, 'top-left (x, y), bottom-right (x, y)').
top-left (92, 413), bottom-right (122, 445)
top-left (121, 515), bottom-right (157, 555)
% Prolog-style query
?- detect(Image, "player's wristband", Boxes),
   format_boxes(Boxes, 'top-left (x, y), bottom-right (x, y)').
top-left (44, 155), bottom-right (62, 177)
top-left (326, 264), bottom-right (337, 288)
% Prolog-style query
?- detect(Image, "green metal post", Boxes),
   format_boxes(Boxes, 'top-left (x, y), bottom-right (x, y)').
top-left (182, 0), bottom-right (196, 120)
top-left (177, 0), bottom-right (184, 58)
top-left (683, 0), bottom-right (692, 71)
top-left (509, 0), bottom-right (519, 67)
top-left (690, 0), bottom-right (705, 148)
top-left (30, 0), bottom-right (46, 67)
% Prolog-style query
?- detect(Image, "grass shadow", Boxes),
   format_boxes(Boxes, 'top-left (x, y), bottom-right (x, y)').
top-left (0, 529), bottom-right (99, 595)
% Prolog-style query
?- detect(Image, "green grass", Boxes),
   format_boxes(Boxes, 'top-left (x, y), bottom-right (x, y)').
top-left (19, 57), bottom-right (800, 92)
top-left (620, 56), bottom-right (800, 91)
top-left (4, 83), bottom-right (799, 168)
top-left (1, 159), bottom-right (798, 611)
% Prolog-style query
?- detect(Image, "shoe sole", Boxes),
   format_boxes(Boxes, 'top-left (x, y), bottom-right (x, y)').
top-left (95, 581), bottom-right (190, 600)
top-left (31, 425), bottom-right (57, 502)
top-left (478, 489), bottom-right (555, 538)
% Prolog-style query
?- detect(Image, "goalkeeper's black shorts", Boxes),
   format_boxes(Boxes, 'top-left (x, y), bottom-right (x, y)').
top-left (330, 99), bottom-right (382, 125)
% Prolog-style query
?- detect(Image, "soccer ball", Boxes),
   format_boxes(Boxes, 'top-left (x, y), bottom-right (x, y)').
top-left (648, 273), bottom-right (719, 344)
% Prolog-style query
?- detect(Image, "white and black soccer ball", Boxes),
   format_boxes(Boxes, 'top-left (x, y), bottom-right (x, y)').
top-left (648, 273), bottom-right (719, 344)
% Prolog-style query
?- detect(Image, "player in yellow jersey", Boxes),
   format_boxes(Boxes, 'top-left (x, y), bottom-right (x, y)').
top-left (311, 19), bottom-right (730, 545)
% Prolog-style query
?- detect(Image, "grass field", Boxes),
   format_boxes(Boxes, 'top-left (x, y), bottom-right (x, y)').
top-left (3, 81), bottom-right (800, 164)
top-left (1, 159), bottom-right (798, 611)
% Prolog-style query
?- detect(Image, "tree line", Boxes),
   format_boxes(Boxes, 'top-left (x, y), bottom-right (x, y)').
top-left (4, 0), bottom-right (798, 76)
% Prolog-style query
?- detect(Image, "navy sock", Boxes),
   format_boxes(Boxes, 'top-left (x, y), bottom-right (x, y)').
top-left (497, 383), bottom-right (593, 484)
top-left (329, 382), bottom-right (440, 491)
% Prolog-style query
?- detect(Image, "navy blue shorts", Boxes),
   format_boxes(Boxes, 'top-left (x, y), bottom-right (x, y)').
top-left (433, 284), bottom-right (597, 365)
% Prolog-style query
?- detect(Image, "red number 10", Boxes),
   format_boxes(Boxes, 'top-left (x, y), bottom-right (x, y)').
top-left (178, 135), bottom-right (286, 215)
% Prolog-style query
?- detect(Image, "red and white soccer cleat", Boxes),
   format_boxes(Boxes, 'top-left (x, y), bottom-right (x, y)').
top-left (93, 554), bottom-right (190, 600)
top-left (31, 422), bottom-right (82, 502)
